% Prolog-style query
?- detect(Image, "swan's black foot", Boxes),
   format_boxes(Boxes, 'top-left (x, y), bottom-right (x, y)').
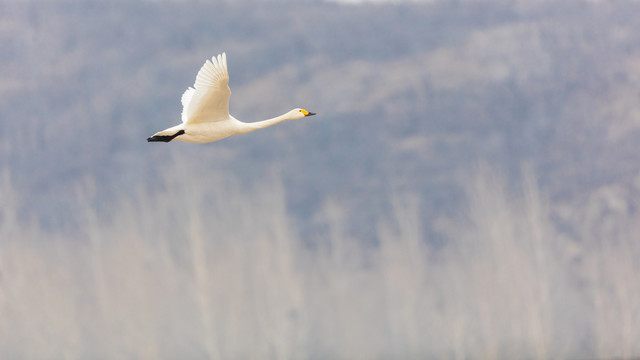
top-left (147, 130), bottom-right (185, 143)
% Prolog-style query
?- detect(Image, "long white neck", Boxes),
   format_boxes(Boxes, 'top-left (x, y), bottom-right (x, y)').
top-left (237, 113), bottom-right (293, 134)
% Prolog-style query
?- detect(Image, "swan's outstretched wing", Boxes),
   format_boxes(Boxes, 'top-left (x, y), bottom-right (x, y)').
top-left (180, 87), bottom-right (195, 123)
top-left (184, 53), bottom-right (230, 124)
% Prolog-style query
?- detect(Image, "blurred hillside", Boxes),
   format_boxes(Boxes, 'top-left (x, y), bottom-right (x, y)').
top-left (1, 0), bottom-right (640, 358)
top-left (3, 0), bottom-right (640, 236)
top-left (0, 0), bottom-right (636, 234)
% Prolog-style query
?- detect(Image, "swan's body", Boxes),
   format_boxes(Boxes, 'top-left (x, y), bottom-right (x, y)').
top-left (147, 53), bottom-right (315, 143)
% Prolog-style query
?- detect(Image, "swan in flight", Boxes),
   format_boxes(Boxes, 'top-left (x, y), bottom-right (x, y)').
top-left (147, 53), bottom-right (316, 143)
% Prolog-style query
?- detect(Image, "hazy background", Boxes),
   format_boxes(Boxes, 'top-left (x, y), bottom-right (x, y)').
top-left (1, 0), bottom-right (640, 358)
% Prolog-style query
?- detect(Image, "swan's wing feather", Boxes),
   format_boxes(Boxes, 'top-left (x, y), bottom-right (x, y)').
top-left (180, 87), bottom-right (196, 123)
top-left (185, 53), bottom-right (231, 124)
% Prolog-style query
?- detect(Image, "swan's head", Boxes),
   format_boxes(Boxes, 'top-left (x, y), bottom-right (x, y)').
top-left (288, 108), bottom-right (316, 120)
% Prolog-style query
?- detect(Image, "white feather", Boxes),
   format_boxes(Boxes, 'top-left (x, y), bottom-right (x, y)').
top-left (187, 53), bottom-right (231, 125)
top-left (180, 87), bottom-right (196, 123)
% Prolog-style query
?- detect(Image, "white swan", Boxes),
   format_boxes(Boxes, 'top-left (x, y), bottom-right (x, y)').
top-left (147, 53), bottom-right (315, 143)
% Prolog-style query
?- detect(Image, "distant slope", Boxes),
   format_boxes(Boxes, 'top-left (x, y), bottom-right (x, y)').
top-left (1, 0), bottom-right (640, 238)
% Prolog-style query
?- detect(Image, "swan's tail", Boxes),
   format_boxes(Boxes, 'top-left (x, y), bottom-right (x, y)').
top-left (147, 129), bottom-right (185, 143)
